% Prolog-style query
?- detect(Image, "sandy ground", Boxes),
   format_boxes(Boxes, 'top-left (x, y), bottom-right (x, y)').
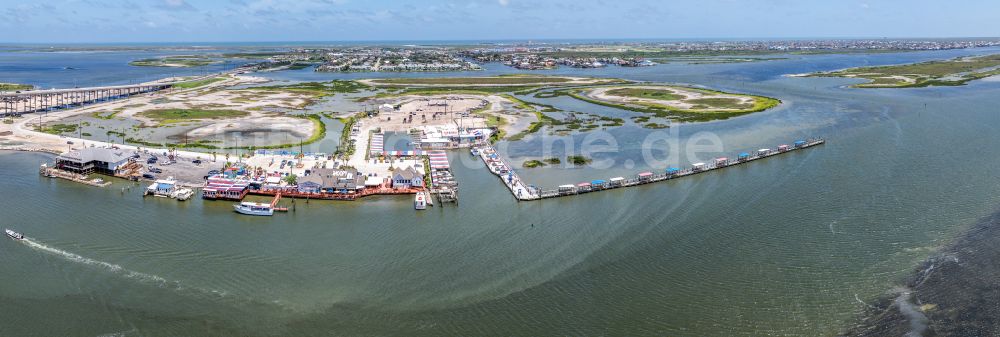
top-left (370, 94), bottom-right (534, 136)
top-left (0, 74), bottom-right (324, 154)
top-left (0, 75), bottom-right (286, 161)
top-left (185, 116), bottom-right (314, 139)
top-left (587, 85), bottom-right (756, 111)
top-left (118, 77), bottom-right (312, 127)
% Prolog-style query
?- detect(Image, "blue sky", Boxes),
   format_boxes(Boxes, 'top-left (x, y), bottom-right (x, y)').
top-left (1, 0), bottom-right (998, 43)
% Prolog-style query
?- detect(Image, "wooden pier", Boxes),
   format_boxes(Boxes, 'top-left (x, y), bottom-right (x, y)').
top-left (39, 164), bottom-right (112, 187)
top-left (477, 145), bottom-right (537, 200)
top-left (477, 138), bottom-right (825, 201)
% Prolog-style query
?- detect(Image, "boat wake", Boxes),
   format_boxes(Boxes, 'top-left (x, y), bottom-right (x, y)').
top-left (17, 237), bottom-right (293, 311)
top-left (21, 238), bottom-right (172, 287)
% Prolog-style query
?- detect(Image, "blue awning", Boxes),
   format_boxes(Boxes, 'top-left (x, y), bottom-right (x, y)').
top-left (666, 167), bottom-right (680, 173)
top-left (738, 152), bottom-right (750, 157)
top-left (591, 179), bottom-right (606, 185)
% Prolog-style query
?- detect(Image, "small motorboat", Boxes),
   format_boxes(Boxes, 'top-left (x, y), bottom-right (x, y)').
top-left (233, 202), bottom-right (274, 216)
top-left (470, 148), bottom-right (479, 157)
top-left (5, 229), bottom-right (24, 240)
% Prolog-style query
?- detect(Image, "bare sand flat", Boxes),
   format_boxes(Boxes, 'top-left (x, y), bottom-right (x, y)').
top-left (185, 116), bottom-right (314, 139)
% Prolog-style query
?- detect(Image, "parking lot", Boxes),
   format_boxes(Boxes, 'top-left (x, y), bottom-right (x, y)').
top-left (131, 149), bottom-right (221, 187)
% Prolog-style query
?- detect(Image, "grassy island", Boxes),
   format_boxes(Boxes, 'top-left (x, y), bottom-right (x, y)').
top-left (130, 56), bottom-right (219, 67)
top-left (523, 160), bottom-right (547, 168)
top-left (554, 85), bottom-right (780, 122)
top-left (807, 54), bottom-right (1000, 88)
top-left (567, 155), bottom-right (592, 166)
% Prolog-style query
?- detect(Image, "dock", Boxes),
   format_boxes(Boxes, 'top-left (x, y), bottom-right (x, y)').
top-left (39, 164), bottom-right (112, 187)
top-left (477, 138), bottom-right (825, 201)
top-left (477, 146), bottom-right (538, 200)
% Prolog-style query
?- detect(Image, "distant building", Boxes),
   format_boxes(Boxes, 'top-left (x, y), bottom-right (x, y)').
top-left (55, 147), bottom-right (132, 175)
top-left (391, 166), bottom-right (423, 189)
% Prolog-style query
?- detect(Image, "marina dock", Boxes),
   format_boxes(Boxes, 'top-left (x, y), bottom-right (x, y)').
top-left (39, 164), bottom-right (112, 187)
top-left (477, 146), bottom-right (538, 200)
top-left (477, 138), bottom-right (825, 201)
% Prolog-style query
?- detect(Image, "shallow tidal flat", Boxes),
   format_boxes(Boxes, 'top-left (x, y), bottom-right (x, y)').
top-left (846, 210), bottom-right (1000, 336)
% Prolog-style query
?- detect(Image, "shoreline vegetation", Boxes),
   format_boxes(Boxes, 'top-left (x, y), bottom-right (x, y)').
top-left (366, 75), bottom-right (577, 86)
top-left (172, 77), bottom-right (227, 89)
top-left (544, 85), bottom-right (780, 122)
top-left (805, 54), bottom-right (1000, 88)
top-left (138, 108), bottom-right (250, 124)
top-left (0, 83), bottom-right (33, 91)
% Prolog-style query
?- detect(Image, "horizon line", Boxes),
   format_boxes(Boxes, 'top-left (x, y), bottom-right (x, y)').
top-left (4, 36), bottom-right (1000, 46)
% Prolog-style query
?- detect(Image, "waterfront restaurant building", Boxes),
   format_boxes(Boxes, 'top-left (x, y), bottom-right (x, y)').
top-left (55, 147), bottom-right (132, 175)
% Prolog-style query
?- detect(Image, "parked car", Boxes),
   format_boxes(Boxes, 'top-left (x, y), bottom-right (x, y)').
top-left (142, 173), bottom-right (155, 180)
top-left (192, 159), bottom-right (202, 164)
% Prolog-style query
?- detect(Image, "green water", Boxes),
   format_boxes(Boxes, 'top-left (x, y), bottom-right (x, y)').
top-left (5, 49), bottom-right (1000, 336)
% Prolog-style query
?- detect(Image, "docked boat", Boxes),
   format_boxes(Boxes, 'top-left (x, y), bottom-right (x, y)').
top-left (145, 177), bottom-right (178, 197)
top-left (414, 192), bottom-right (427, 210)
top-left (233, 202), bottom-right (274, 216)
top-left (5, 229), bottom-right (24, 240)
top-left (470, 148), bottom-right (479, 157)
top-left (172, 188), bottom-right (194, 201)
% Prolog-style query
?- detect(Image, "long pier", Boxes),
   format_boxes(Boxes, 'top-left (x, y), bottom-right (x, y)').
top-left (478, 146), bottom-right (536, 200)
top-left (477, 138), bottom-right (825, 201)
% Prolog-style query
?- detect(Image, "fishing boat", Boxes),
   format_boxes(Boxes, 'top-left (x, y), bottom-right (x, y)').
top-left (470, 148), bottom-right (479, 157)
top-left (414, 192), bottom-right (427, 210)
top-left (5, 229), bottom-right (24, 240)
top-left (233, 202), bottom-right (274, 216)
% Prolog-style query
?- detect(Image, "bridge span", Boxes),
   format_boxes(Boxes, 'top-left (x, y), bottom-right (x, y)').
top-left (1, 83), bottom-right (174, 116)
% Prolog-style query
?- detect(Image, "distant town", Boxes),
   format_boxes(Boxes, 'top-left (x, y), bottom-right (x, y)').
top-left (106, 38), bottom-right (1000, 73)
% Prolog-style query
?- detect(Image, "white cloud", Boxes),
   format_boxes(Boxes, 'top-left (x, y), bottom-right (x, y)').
top-left (159, 0), bottom-right (195, 11)
top-left (498, 0), bottom-right (510, 6)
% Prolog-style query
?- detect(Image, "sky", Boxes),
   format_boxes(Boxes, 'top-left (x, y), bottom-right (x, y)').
top-left (1, 0), bottom-right (998, 43)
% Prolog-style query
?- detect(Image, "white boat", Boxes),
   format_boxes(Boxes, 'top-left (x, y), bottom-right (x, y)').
top-left (5, 229), bottom-right (24, 240)
top-left (414, 192), bottom-right (427, 210)
top-left (146, 177), bottom-right (178, 197)
top-left (172, 188), bottom-right (194, 201)
top-left (233, 202), bottom-right (274, 216)
top-left (470, 148), bottom-right (479, 156)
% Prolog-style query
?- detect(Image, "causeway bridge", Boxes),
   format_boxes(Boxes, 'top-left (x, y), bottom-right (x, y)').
top-left (1, 83), bottom-right (174, 116)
